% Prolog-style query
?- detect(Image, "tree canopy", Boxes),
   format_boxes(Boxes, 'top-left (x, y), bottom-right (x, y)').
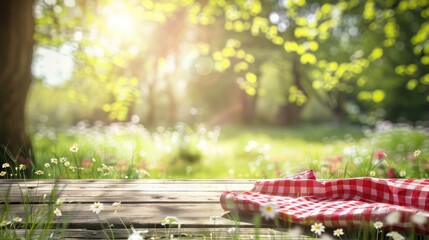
top-left (30, 0), bottom-right (428, 128)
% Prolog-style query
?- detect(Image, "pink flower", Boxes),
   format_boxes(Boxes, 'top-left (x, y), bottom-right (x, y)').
top-left (386, 168), bottom-right (397, 178)
top-left (374, 150), bottom-right (387, 160)
top-left (81, 160), bottom-right (92, 168)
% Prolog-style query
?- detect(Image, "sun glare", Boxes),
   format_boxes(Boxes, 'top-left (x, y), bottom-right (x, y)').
top-left (107, 14), bottom-right (133, 33)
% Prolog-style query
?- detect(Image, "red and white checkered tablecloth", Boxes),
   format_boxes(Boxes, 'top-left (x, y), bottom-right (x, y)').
top-left (220, 170), bottom-right (429, 235)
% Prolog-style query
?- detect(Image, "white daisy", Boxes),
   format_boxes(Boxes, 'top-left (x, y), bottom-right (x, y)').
top-left (373, 221), bottom-right (383, 229)
top-left (411, 212), bottom-right (428, 225)
top-left (311, 222), bottom-right (325, 236)
top-left (413, 149), bottom-right (421, 158)
top-left (54, 208), bottom-right (62, 217)
top-left (56, 198), bottom-right (65, 205)
top-left (70, 143), bottom-right (79, 153)
top-left (90, 202), bottom-right (104, 214)
top-left (259, 203), bottom-right (279, 220)
top-left (333, 228), bottom-right (344, 237)
top-left (386, 211), bottom-right (401, 225)
top-left (127, 226), bottom-right (148, 240)
top-left (161, 216), bottom-right (178, 226)
top-left (386, 231), bottom-right (405, 240)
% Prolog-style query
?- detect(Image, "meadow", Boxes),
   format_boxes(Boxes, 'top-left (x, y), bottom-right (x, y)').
top-left (12, 120), bottom-right (426, 180)
top-left (1, 121), bottom-right (428, 240)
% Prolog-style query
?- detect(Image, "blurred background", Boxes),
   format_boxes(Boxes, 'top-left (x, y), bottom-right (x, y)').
top-left (1, 0), bottom-right (428, 179)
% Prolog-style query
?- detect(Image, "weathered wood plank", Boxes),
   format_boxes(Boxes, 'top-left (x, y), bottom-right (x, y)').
top-left (11, 228), bottom-right (311, 239)
top-left (0, 180), bottom-right (316, 239)
top-left (2, 203), bottom-right (243, 226)
top-left (2, 191), bottom-right (225, 203)
top-left (0, 182), bottom-right (254, 192)
top-left (0, 179), bottom-right (257, 184)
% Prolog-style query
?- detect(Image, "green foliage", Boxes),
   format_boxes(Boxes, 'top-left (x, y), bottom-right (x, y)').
top-left (31, 0), bottom-right (429, 125)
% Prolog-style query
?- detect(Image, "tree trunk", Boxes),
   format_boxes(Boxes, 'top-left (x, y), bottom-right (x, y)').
top-left (241, 62), bottom-right (262, 125)
top-left (277, 56), bottom-right (305, 126)
top-left (166, 55), bottom-right (178, 125)
top-left (0, 0), bottom-right (35, 171)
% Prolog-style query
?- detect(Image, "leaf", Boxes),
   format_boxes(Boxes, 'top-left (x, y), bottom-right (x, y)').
top-left (406, 79), bottom-right (418, 90)
top-left (245, 54), bottom-right (255, 63)
top-left (421, 55), bottom-right (429, 65)
top-left (405, 64), bottom-right (418, 75)
top-left (308, 41), bottom-right (319, 51)
top-left (234, 62), bottom-right (249, 73)
top-left (421, 74), bottom-right (429, 85)
top-left (284, 41), bottom-right (298, 52)
top-left (368, 48), bottom-right (383, 61)
top-left (372, 90), bottom-right (385, 103)
top-left (245, 72), bottom-right (257, 83)
top-left (300, 53), bottom-right (317, 65)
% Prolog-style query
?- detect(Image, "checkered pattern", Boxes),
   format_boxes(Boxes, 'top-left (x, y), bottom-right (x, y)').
top-left (220, 170), bottom-right (429, 235)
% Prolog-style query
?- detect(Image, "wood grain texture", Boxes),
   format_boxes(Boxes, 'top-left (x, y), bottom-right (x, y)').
top-left (0, 179), bottom-right (310, 239)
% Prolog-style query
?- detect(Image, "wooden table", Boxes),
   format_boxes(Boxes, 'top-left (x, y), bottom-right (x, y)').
top-left (0, 179), bottom-right (311, 239)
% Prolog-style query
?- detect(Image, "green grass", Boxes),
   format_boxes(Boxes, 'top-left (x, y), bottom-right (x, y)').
top-left (3, 121), bottom-right (423, 180)
top-left (27, 123), bottom-right (365, 179)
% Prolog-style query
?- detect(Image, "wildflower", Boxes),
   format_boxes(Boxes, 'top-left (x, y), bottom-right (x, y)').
top-left (50, 158), bottom-right (58, 165)
top-left (90, 202), bottom-right (104, 214)
top-left (112, 202), bottom-right (121, 213)
top-left (161, 216), bottom-right (178, 226)
top-left (0, 220), bottom-right (11, 227)
top-left (35, 170), bottom-right (44, 175)
top-left (138, 169), bottom-right (150, 177)
top-left (64, 161), bottom-right (70, 167)
top-left (54, 208), bottom-right (62, 217)
top-left (386, 211), bottom-right (401, 225)
top-left (44, 163), bottom-right (50, 168)
top-left (12, 217), bottom-right (22, 223)
top-left (128, 232), bottom-right (143, 240)
top-left (399, 170), bottom-right (406, 177)
top-left (369, 171), bottom-right (376, 177)
top-left (60, 157), bottom-right (67, 163)
top-left (19, 164), bottom-right (26, 170)
top-left (0, 171), bottom-right (6, 177)
top-left (56, 198), bottom-right (65, 205)
top-left (70, 143), bottom-right (79, 153)
top-left (2, 163), bottom-right (10, 168)
top-left (374, 150), bottom-right (387, 160)
top-left (333, 228), bottom-right (344, 238)
top-left (373, 221), bottom-right (383, 229)
top-left (386, 231), bottom-right (405, 240)
top-left (127, 226), bottom-right (148, 240)
top-left (311, 222), bottom-right (325, 236)
top-left (386, 168), bottom-right (397, 178)
top-left (413, 149), bottom-right (421, 158)
top-left (259, 203), bottom-right (279, 220)
top-left (411, 212), bottom-right (428, 225)
top-left (81, 159), bottom-right (92, 168)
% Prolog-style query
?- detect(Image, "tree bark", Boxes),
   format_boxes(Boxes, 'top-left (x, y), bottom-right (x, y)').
top-left (277, 56), bottom-right (305, 126)
top-left (0, 0), bottom-right (35, 170)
